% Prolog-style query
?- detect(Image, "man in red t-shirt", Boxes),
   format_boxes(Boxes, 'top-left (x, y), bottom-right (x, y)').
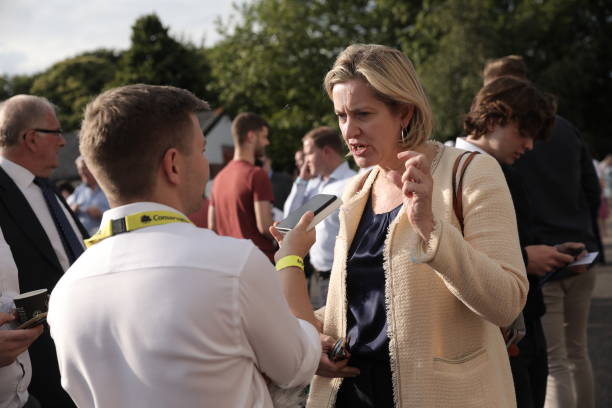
top-left (208, 113), bottom-right (276, 261)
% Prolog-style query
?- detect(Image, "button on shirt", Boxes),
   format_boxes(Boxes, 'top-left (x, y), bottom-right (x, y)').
top-left (0, 227), bottom-right (31, 408)
top-left (0, 158), bottom-right (84, 271)
top-left (283, 162), bottom-right (356, 271)
top-left (48, 202), bottom-right (321, 408)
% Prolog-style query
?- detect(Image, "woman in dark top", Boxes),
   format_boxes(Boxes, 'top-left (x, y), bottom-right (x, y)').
top-left (307, 44), bottom-right (528, 408)
top-left (335, 197), bottom-right (401, 407)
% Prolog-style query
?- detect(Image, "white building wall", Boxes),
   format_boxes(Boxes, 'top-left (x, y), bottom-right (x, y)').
top-left (204, 115), bottom-right (233, 165)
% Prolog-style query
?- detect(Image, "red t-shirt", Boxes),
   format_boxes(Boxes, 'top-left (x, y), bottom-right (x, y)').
top-left (188, 197), bottom-right (209, 228)
top-left (210, 160), bottom-right (276, 261)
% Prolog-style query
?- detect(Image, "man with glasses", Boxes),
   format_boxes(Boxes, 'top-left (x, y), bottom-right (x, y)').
top-left (0, 94), bottom-right (87, 407)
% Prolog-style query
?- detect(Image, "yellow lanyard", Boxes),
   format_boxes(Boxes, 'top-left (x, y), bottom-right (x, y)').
top-left (84, 211), bottom-right (192, 248)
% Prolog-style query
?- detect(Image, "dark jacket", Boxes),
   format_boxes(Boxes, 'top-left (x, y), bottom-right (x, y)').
top-left (513, 115), bottom-right (600, 281)
top-left (0, 166), bottom-right (87, 408)
top-left (501, 164), bottom-right (545, 319)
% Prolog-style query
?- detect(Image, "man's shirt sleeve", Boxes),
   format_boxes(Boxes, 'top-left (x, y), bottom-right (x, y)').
top-left (238, 247), bottom-right (320, 388)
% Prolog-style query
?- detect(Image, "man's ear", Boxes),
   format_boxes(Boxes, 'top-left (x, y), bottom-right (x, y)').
top-left (22, 129), bottom-right (39, 152)
top-left (160, 148), bottom-right (181, 186)
top-left (245, 130), bottom-right (256, 144)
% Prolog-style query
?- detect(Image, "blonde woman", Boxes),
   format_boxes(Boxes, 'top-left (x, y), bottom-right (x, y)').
top-left (307, 44), bottom-right (528, 407)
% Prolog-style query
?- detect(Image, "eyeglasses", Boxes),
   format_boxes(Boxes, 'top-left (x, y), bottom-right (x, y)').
top-left (33, 128), bottom-right (63, 135)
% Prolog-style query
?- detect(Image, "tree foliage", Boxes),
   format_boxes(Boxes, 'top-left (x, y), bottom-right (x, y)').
top-left (1, 2), bottom-right (610, 162)
top-left (29, 50), bottom-right (119, 130)
top-left (110, 13), bottom-right (215, 105)
top-left (0, 74), bottom-right (36, 101)
top-left (210, 0), bottom-right (611, 164)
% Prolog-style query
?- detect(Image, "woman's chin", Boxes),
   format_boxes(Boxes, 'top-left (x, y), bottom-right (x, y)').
top-left (355, 156), bottom-right (377, 169)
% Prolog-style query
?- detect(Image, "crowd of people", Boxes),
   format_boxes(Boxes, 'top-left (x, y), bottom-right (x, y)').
top-left (0, 43), bottom-right (602, 408)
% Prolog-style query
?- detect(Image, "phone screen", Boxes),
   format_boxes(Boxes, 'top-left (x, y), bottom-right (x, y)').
top-left (276, 194), bottom-right (338, 232)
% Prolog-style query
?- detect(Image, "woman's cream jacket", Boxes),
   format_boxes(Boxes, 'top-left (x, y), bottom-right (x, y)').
top-left (307, 145), bottom-right (528, 408)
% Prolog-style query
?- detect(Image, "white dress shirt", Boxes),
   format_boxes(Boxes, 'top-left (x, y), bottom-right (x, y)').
top-left (283, 161), bottom-right (356, 271)
top-left (455, 137), bottom-right (490, 155)
top-left (0, 157), bottom-right (84, 271)
top-left (0, 227), bottom-right (31, 408)
top-left (48, 202), bottom-right (321, 408)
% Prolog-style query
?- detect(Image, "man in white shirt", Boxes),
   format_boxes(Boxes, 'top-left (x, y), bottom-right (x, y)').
top-left (48, 84), bottom-right (327, 408)
top-left (0, 95), bottom-right (86, 408)
top-left (283, 127), bottom-right (356, 308)
top-left (0, 227), bottom-right (43, 408)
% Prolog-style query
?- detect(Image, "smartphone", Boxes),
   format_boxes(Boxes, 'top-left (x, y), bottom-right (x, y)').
top-left (17, 312), bottom-right (47, 329)
top-left (276, 194), bottom-right (342, 234)
top-left (556, 244), bottom-right (585, 256)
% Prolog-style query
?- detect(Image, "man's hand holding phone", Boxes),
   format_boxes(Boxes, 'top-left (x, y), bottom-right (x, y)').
top-left (556, 242), bottom-right (591, 273)
top-left (316, 333), bottom-right (360, 378)
top-left (0, 312), bottom-right (43, 367)
top-left (270, 211), bottom-right (316, 261)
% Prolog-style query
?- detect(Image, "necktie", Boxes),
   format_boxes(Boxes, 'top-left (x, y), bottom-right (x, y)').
top-left (34, 177), bottom-right (84, 264)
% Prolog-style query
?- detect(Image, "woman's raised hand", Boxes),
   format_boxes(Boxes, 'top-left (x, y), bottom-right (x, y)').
top-left (388, 151), bottom-right (434, 242)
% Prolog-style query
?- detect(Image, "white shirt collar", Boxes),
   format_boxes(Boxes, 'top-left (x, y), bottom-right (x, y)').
top-left (455, 137), bottom-right (491, 156)
top-left (100, 202), bottom-right (187, 225)
top-left (0, 156), bottom-right (35, 190)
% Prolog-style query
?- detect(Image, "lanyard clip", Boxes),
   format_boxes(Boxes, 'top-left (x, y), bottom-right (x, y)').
top-left (110, 218), bottom-right (127, 236)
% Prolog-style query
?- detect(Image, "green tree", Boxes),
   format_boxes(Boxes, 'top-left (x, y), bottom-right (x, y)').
top-left (111, 13), bottom-right (215, 104)
top-left (0, 74), bottom-right (36, 101)
top-left (210, 0), bottom-right (611, 163)
top-left (403, 0), bottom-right (612, 151)
top-left (29, 50), bottom-right (119, 130)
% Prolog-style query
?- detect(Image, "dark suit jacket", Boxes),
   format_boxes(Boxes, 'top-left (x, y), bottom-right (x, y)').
top-left (501, 164), bottom-right (545, 320)
top-left (0, 166), bottom-right (87, 408)
top-left (513, 115), bottom-right (601, 281)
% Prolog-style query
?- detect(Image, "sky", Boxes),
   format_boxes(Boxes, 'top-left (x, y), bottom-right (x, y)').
top-left (0, 0), bottom-right (250, 76)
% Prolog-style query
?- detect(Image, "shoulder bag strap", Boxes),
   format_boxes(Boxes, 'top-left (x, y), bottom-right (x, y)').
top-left (452, 151), bottom-right (479, 233)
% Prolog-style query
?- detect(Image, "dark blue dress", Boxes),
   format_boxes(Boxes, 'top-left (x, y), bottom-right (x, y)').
top-left (335, 196), bottom-right (401, 408)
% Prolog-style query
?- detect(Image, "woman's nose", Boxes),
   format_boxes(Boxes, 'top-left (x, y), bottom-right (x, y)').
top-left (344, 116), bottom-right (359, 138)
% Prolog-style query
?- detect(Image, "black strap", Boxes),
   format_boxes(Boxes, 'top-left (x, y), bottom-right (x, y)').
top-left (451, 151), bottom-right (479, 233)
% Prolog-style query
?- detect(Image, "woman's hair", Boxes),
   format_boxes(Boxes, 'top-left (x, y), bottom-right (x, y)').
top-left (324, 44), bottom-right (433, 149)
top-left (464, 76), bottom-right (557, 141)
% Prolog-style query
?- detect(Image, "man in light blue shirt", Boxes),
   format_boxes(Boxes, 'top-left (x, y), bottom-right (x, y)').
top-left (67, 156), bottom-right (109, 235)
top-left (284, 127), bottom-right (356, 308)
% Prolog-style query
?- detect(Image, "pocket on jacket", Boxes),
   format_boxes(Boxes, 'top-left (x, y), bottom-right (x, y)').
top-left (432, 348), bottom-right (493, 407)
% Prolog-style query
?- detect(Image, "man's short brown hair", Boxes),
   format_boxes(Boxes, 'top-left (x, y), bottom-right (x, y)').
top-left (79, 84), bottom-right (209, 201)
top-left (302, 126), bottom-right (344, 156)
top-left (464, 76), bottom-right (556, 141)
top-left (231, 112), bottom-right (268, 146)
top-left (483, 55), bottom-right (528, 84)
